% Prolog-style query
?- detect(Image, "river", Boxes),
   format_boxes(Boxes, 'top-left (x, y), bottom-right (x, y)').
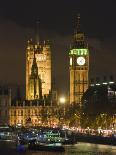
top-left (0, 142), bottom-right (116, 155)
top-left (28, 142), bottom-right (116, 155)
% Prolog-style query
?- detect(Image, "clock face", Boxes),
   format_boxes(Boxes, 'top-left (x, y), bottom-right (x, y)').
top-left (77, 57), bottom-right (85, 65)
top-left (70, 57), bottom-right (72, 65)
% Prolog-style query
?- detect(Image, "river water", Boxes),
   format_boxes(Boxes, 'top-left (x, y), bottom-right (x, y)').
top-left (0, 142), bottom-right (116, 155)
top-left (29, 142), bottom-right (116, 155)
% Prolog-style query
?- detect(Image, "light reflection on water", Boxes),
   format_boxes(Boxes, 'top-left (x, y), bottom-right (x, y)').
top-left (29, 142), bottom-right (116, 155)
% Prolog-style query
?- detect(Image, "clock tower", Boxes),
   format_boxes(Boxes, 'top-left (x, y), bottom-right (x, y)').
top-left (69, 14), bottom-right (89, 105)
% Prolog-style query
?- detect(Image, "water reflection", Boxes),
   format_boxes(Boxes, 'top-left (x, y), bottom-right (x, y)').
top-left (29, 142), bottom-right (116, 155)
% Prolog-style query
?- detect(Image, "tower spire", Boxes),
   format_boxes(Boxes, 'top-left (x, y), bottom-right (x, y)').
top-left (29, 51), bottom-right (39, 99)
top-left (76, 13), bottom-right (81, 33)
top-left (73, 14), bottom-right (87, 48)
top-left (36, 21), bottom-right (40, 45)
top-left (32, 51), bottom-right (37, 73)
top-left (74, 13), bottom-right (81, 41)
top-left (75, 13), bottom-right (81, 34)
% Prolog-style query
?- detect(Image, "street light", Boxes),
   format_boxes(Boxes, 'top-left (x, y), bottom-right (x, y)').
top-left (59, 96), bottom-right (66, 104)
top-left (59, 96), bottom-right (66, 125)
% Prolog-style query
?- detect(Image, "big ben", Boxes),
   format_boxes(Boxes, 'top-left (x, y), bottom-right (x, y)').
top-left (69, 14), bottom-right (89, 105)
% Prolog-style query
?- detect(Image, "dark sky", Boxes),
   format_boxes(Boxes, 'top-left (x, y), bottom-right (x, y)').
top-left (0, 0), bottom-right (116, 96)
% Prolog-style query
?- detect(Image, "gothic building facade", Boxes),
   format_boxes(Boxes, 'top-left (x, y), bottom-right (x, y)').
top-left (8, 31), bottom-right (54, 126)
top-left (26, 39), bottom-right (51, 100)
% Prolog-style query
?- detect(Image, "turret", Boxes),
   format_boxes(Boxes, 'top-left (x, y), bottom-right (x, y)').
top-left (34, 21), bottom-right (42, 54)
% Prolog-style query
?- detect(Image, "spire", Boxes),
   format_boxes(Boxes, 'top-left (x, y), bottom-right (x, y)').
top-left (31, 52), bottom-right (38, 76)
top-left (76, 13), bottom-right (81, 33)
top-left (29, 51), bottom-right (41, 100)
top-left (36, 21), bottom-right (40, 45)
top-left (33, 52), bottom-right (37, 67)
top-left (73, 14), bottom-right (87, 48)
top-left (74, 13), bottom-right (81, 37)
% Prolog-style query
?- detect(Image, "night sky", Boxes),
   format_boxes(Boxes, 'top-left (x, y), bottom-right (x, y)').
top-left (0, 0), bottom-right (116, 96)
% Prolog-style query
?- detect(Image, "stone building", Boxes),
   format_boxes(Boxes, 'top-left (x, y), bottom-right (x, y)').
top-left (69, 14), bottom-right (89, 105)
top-left (26, 39), bottom-right (51, 100)
top-left (9, 100), bottom-right (58, 127)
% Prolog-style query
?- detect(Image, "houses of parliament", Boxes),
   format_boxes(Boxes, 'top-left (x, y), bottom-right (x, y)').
top-left (0, 33), bottom-right (59, 126)
top-left (0, 16), bottom-right (90, 126)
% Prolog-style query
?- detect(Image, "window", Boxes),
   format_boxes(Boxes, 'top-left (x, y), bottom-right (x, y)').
top-left (14, 110), bottom-right (16, 116)
top-left (28, 110), bottom-right (30, 116)
top-left (21, 110), bottom-right (23, 116)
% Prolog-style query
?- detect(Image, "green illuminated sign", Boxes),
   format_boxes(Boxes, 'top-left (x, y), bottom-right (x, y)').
top-left (69, 49), bottom-right (88, 56)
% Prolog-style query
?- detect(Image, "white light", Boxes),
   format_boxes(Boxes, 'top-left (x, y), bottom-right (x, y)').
top-left (109, 81), bottom-right (114, 84)
top-left (102, 82), bottom-right (107, 85)
top-left (35, 45), bottom-right (37, 49)
top-left (70, 57), bottom-right (72, 65)
top-left (59, 97), bottom-right (66, 104)
top-left (96, 83), bottom-right (100, 86)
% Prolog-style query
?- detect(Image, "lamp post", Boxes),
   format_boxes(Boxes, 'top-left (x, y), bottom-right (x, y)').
top-left (59, 96), bottom-right (66, 125)
top-left (59, 96), bottom-right (66, 115)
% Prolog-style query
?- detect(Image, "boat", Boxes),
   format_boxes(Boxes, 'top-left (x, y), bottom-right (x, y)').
top-left (17, 129), bottom-right (37, 142)
top-left (0, 125), bottom-right (17, 149)
top-left (36, 130), bottom-right (64, 143)
top-left (28, 130), bottom-right (65, 152)
top-left (16, 129), bottom-right (37, 152)
top-left (28, 140), bottom-right (65, 152)
top-left (61, 129), bottom-right (77, 145)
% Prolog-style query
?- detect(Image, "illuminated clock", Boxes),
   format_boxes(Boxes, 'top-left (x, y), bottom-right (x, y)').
top-left (77, 57), bottom-right (85, 65)
top-left (70, 57), bottom-right (72, 65)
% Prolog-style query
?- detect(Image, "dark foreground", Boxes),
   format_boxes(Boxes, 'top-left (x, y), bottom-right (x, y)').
top-left (0, 141), bottom-right (116, 155)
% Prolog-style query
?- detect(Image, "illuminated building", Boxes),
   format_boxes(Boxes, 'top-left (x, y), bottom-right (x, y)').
top-left (69, 14), bottom-right (89, 105)
top-left (8, 25), bottom-right (58, 127)
top-left (9, 100), bottom-right (58, 126)
top-left (26, 37), bottom-right (51, 100)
